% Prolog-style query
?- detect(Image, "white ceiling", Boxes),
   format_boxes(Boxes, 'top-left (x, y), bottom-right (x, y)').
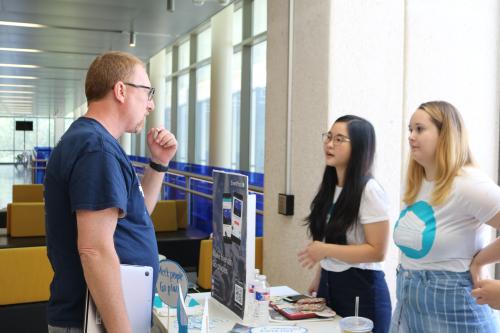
top-left (0, 0), bottom-right (230, 117)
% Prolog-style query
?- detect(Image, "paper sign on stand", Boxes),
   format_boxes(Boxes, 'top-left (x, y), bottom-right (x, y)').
top-left (211, 171), bottom-right (256, 319)
top-left (156, 259), bottom-right (188, 333)
top-left (200, 296), bottom-right (209, 333)
top-left (177, 283), bottom-right (188, 333)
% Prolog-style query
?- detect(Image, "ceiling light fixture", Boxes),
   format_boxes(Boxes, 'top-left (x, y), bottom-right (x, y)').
top-left (0, 63), bottom-right (39, 68)
top-left (1, 100), bottom-right (33, 104)
top-left (193, 0), bottom-right (205, 6)
top-left (0, 20), bottom-right (47, 28)
top-left (9, 108), bottom-right (33, 115)
top-left (0, 95), bottom-right (33, 99)
top-left (0, 84), bottom-right (34, 88)
top-left (167, 0), bottom-right (175, 12)
top-left (0, 90), bottom-right (34, 94)
top-left (5, 105), bottom-right (32, 108)
top-left (129, 32), bottom-right (136, 47)
top-left (0, 47), bottom-right (42, 53)
top-left (0, 75), bottom-right (38, 80)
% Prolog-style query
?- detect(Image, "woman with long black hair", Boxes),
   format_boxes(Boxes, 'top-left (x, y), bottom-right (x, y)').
top-left (298, 115), bottom-right (392, 333)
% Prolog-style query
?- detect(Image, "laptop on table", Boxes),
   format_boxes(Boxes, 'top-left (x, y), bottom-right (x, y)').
top-left (84, 264), bottom-right (153, 333)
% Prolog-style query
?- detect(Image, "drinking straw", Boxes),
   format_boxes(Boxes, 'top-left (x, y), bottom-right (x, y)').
top-left (355, 296), bottom-right (359, 323)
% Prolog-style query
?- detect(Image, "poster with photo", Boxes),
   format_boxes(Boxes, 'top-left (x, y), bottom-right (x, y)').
top-left (211, 170), bottom-right (256, 319)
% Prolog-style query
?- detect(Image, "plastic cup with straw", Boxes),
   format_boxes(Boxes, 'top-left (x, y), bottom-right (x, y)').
top-left (338, 296), bottom-right (374, 333)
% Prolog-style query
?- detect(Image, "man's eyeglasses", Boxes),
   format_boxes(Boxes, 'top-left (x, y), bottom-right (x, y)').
top-left (322, 132), bottom-right (351, 145)
top-left (123, 82), bottom-right (155, 101)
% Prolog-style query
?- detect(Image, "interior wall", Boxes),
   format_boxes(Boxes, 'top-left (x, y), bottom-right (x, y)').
top-left (328, 0), bottom-right (405, 302)
top-left (264, 0), bottom-right (331, 291)
top-left (265, 0), bottom-right (500, 299)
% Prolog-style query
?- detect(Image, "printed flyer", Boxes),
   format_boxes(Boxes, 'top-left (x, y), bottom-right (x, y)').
top-left (211, 170), bottom-right (256, 318)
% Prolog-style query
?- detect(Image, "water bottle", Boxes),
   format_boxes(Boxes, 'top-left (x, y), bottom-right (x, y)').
top-left (254, 274), bottom-right (270, 326)
top-left (244, 269), bottom-right (260, 325)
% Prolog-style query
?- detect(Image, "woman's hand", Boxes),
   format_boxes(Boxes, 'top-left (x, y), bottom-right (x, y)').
top-left (469, 257), bottom-right (489, 288)
top-left (308, 267), bottom-right (321, 296)
top-left (472, 279), bottom-right (500, 310)
top-left (298, 241), bottom-right (326, 269)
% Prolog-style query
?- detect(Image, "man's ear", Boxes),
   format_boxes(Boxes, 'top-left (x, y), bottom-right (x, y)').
top-left (112, 81), bottom-right (126, 103)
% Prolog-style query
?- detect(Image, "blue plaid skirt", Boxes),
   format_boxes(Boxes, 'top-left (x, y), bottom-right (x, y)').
top-left (389, 266), bottom-right (499, 333)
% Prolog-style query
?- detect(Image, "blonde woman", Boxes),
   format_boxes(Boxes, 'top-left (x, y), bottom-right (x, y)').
top-left (390, 101), bottom-right (500, 332)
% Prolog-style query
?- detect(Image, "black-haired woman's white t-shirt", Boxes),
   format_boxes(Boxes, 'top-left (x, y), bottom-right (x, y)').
top-left (320, 179), bottom-right (390, 272)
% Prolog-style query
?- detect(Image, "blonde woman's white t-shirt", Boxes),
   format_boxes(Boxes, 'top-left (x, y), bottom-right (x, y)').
top-left (394, 167), bottom-right (500, 272)
top-left (320, 179), bottom-right (390, 272)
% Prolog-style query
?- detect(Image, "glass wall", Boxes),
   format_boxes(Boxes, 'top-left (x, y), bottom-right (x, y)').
top-left (0, 117), bottom-right (55, 163)
top-left (176, 73), bottom-right (190, 162)
top-left (250, 41), bottom-right (266, 173)
top-left (195, 64), bottom-right (211, 165)
top-left (165, 51), bottom-right (173, 132)
top-left (161, 0), bottom-right (267, 172)
top-left (231, 52), bottom-right (242, 169)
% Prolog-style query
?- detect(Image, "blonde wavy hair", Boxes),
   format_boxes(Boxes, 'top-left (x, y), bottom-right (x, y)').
top-left (403, 101), bottom-right (474, 206)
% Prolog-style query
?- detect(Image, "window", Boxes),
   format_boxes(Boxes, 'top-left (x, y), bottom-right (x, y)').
top-left (252, 0), bottom-right (267, 36)
top-left (64, 118), bottom-right (73, 132)
top-left (197, 28), bottom-right (212, 62)
top-left (195, 65), bottom-right (211, 165)
top-left (231, 52), bottom-right (242, 169)
top-left (37, 118), bottom-right (50, 147)
top-left (178, 41), bottom-right (190, 70)
top-left (233, 8), bottom-right (243, 46)
top-left (0, 117), bottom-right (14, 162)
top-left (250, 41), bottom-right (267, 173)
top-left (165, 80), bottom-right (172, 131)
top-left (165, 51), bottom-right (173, 131)
top-left (176, 74), bottom-right (190, 162)
top-left (165, 51), bottom-right (173, 76)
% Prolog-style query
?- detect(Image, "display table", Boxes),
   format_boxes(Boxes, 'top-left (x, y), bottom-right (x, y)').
top-left (152, 286), bottom-right (343, 333)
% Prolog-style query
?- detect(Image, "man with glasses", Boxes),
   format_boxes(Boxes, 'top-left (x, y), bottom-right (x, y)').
top-left (44, 51), bottom-right (177, 333)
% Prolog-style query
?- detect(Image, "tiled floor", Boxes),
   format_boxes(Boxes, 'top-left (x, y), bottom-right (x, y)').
top-left (0, 164), bottom-right (32, 209)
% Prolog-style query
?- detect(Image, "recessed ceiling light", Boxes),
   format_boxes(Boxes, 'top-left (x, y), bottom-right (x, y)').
top-left (0, 21), bottom-right (47, 28)
top-left (129, 32), bottom-right (136, 47)
top-left (0, 84), bottom-right (34, 88)
top-left (0, 47), bottom-right (42, 53)
top-left (0, 75), bottom-right (38, 80)
top-left (11, 110), bottom-right (33, 115)
top-left (1, 99), bottom-right (33, 102)
top-left (5, 106), bottom-right (32, 109)
top-left (0, 90), bottom-right (34, 94)
top-left (0, 63), bottom-right (39, 68)
top-left (0, 95), bottom-right (32, 99)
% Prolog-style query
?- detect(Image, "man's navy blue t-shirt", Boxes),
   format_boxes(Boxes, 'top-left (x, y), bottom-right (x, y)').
top-left (44, 117), bottom-right (159, 328)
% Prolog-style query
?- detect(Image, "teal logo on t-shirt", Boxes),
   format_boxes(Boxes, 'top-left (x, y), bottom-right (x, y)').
top-left (394, 201), bottom-right (436, 259)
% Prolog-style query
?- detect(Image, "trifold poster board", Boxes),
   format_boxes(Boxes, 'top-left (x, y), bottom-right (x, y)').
top-left (211, 170), bottom-right (256, 319)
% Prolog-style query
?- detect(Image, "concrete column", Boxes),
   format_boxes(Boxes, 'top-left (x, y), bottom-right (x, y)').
top-left (209, 4), bottom-right (233, 168)
top-left (264, 0), bottom-right (331, 291)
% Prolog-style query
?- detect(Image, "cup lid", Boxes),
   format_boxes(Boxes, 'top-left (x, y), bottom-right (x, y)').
top-left (339, 316), bottom-right (374, 332)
